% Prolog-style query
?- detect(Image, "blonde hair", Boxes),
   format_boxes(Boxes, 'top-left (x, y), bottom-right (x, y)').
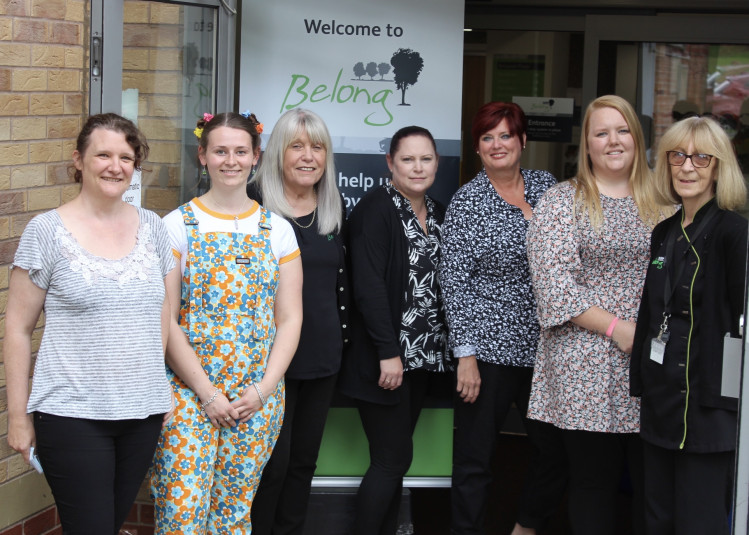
top-left (251, 108), bottom-right (342, 235)
top-left (653, 116), bottom-right (747, 211)
top-left (574, 95), bottom-right (665, 229)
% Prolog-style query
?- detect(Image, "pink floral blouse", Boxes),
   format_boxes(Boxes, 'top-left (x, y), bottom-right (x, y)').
top-left (526, 180), bottom-right (650, 433)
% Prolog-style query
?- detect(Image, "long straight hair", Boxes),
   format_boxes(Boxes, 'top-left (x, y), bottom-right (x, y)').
top-left (251, 108), bottom-right (342, 235)
top-left (574, 95), bottom-right (665, 229)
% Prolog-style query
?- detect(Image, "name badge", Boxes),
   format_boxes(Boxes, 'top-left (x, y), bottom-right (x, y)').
top-left (650, 338), bottom-right (666, 365)
top-left (236, 257), bottom-right (250, 264)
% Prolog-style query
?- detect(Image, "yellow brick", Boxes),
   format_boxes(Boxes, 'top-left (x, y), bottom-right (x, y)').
top-left (11, 117), bottom-right (46, 140)
top-left (8, 453), bottom-right (32, 479)
top-left (32, 0), bottom-right (67, 18)
top-left (64, 46), bottom-right (83, 68)
top-left (0, 94), bottom-right (29, 116)
top-left (150, 49), bottom-right (181, 71)
top-left (150, 3), bottom-right (181, 24)
top-left (0, 43), bottom-right (31, 66)
top-left (31, 45), bottom-right (66, 68)
top-left (12, 68), bottom-right (46, 91)
top-left (47, 162), bottom-right (73, 185)
top-left (66, 0), bottom-right (85, 22)
top-left (0, 217), bottom-right (9, 239)
top-left (149, 95), bottom-right (181, 117)
top-left (0, 18), bottom-right (11, 40)
top-left (61, 183), bottom-right (80, 203)
top-left (123, 48), bottom-right (149, 70)
top-left (29, 141), bottom-right (63, 163)
top-left (61, 139), bottom-right (75, 156)
top-left (0, 167), bottom-right (10, 190)
top-left (47, 69), bottom-right (80, 91)
top-left (139, 117), bottom-right (179, 142)
top-left (0, 410), bottom-right (7, 436)
top-left (47, 116), bottom-right (79, 138)
top-left (0, 143), bottom-right (28, 166)
top-left (0, 118), bottom-right (9, 141)
top-left (11, 213), bottom-right (35, 238)
top-left (31, 326), bottom-right (42, 352)
top-left (0, 460), bottom-right (7, 485)
top-left (148, 141), bottom-right (181, 164)
top-left (63, 93), bottom-right (82, 114)
top-left (30, 93), bottom-right (64, 115)
top-left (28, 187), bottom-right (61, 211)
top-left (10, 164), bottom-right (45, 189)
top-left (123, 2), bottom-right (149, 23)
top-left (144, 187), bottom-right (178, 211)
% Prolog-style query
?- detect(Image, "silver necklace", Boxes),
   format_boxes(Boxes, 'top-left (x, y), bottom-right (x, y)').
top-left (210, 194), bottom-right (249, 230)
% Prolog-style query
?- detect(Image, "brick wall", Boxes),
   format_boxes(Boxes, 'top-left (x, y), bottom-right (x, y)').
top-left (0, 1), bottom-right (87, 529)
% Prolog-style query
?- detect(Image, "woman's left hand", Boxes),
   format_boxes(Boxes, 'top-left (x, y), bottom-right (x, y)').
top-left (379, 356), bottom-right (403, 390)
top-left (231, 385), bottom-right (267, 423)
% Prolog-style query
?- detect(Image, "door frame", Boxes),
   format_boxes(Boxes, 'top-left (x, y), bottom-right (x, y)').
top-left (89, 0), bottom-right (237, 115)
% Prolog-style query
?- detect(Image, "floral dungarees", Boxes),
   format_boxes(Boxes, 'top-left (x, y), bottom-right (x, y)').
top-left (152, 204), bottom-right (284, 535)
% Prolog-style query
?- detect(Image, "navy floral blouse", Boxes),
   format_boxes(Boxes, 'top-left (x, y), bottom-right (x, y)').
top-left (386, 183), bottom-right (450, 373)
top-left (439, 169), bottom-right (556, 367)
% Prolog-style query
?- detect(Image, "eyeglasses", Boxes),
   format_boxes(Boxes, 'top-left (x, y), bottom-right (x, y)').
top-left (666, 151), bottom-right (714, 168)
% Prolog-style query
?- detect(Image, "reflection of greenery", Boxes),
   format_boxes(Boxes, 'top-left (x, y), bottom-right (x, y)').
top-left (708, 45), bottom-right (749, 73)
top-left (192, 83), bottom-right (212, 119)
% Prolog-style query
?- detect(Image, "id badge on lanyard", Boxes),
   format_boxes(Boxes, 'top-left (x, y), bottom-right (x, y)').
top-left (650, 312), bottom-right (670, 365)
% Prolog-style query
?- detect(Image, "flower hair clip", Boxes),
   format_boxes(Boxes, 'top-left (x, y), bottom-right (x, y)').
top-left (193, 112), bottom-right (216, 140)
top-left (240, 109), bottom-right (264, 134)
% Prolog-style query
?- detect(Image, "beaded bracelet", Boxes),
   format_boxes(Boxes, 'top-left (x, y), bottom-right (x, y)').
top-left (252, 382), bottom-right (266, 406)
top-left (200, 388), bottom-right (220, 416)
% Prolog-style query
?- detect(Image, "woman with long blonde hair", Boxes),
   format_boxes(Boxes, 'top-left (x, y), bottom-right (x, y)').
top-left (526, 95), bottom-right (669, 534)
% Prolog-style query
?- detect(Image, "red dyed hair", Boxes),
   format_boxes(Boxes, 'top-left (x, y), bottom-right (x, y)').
top-left (470, 102), bottom-right (527, 152)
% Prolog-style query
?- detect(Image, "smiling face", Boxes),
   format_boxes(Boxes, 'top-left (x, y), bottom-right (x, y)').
top-left (282, 129), bottom-right (326, 191)
top-left (477, 119), bottom-right (525, 177)
top-left (586, 107), bottom-right (635, 182)
top-left (670, 141), bottom-right (717, 210)
top-left (73, 127), bottom-right (136, 199)
top-left (199, 126), bottom-right (259, 190)
top-left (386, 134), bottom-right (438, 202)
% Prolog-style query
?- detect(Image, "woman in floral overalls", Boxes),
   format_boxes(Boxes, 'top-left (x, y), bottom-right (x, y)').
top-left (151, 112), bottom-right (303, 534)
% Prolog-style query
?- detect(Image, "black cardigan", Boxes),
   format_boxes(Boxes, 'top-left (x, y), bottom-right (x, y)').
top-left (338, 186), bottom-right (446, 405)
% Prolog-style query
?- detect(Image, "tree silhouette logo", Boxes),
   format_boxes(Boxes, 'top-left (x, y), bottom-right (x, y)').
top-left (349, 48), bottom-right (424, 106)
top-left (390, 48), bottom-right (423, 106)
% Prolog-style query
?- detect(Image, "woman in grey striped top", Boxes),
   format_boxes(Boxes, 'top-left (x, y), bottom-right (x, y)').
top-left (5, 114), bottom-right (174, 534)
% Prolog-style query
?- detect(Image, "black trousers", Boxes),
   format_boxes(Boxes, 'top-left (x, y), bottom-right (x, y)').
top-left (642, 440), bottom-right (734, 535)
top-left (562, 428), bottom-right (644, 535)
top-left (251, 374), bottom-right (338, 535)
top-left (451, 362), bottom-right (568, 535)
top-left (354, 370), bottom-right (434, 535)
top-left (33, 411), bottom-right (163, 535)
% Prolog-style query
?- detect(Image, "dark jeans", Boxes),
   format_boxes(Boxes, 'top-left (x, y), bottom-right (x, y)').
top-left (642, 440), bottom-right (733, 535)
top-left (451, 362), bottom-right (568, 535)
top-left (354, 370), bottom-right (434, 535)
top-left (251, 374), bottom-right (338, 535)
top-left (562, 428), bottom-right (644, 535)
top-left (33, 411), bottom-right (163, 535)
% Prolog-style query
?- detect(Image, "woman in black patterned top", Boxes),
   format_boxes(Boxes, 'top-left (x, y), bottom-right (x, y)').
top-left (439, 102), bottom-right (565, 535)
top-left (339, 126), bottom-right (452, 535)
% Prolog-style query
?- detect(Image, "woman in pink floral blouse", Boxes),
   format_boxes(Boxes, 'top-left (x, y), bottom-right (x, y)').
top-left (526, 95), bottom-right (669, 535)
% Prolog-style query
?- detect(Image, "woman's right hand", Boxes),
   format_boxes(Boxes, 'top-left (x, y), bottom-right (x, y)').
top-left (8, 414), bottom-right (35, 463)
top-left (457, 356), bottom-right (481, 403)
top-left (201, 391), bottom-right (240, 428)
top-left (612, 320), bottom-right (636, 354)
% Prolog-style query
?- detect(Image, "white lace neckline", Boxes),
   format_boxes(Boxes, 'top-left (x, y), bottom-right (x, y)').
top-left (54, 211), bottom-right (159, 287)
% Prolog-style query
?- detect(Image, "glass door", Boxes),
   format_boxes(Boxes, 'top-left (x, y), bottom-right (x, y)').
top-left (90, 0), bottom-right (236, 213)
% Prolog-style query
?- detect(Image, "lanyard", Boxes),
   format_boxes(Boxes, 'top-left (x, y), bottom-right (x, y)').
top-left (659, 202), bottom-right (718, 338)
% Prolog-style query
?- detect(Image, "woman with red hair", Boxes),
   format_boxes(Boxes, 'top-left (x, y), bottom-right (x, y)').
top-left (440, 102), bottom-right (566, 535)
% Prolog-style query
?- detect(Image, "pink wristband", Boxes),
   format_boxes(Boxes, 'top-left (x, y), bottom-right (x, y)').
top-left (605, 317), bottom-right (619, 338)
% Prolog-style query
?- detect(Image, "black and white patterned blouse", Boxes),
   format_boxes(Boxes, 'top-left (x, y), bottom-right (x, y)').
top-left (386, 183), bottom-right (450, 372)
top-left (438, 169), bottom-right (556, 367)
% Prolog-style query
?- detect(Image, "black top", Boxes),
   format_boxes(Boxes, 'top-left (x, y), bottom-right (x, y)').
top-left (339, 185), bottom-right (447, 405)
top-left (248, 182), bottom-right (349, 380)
top-left (631, 199), bottom-right (748, 452)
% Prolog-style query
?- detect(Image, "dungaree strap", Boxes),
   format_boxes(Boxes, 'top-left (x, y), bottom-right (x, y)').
top-left (179, 203), bottom-right (202, 342)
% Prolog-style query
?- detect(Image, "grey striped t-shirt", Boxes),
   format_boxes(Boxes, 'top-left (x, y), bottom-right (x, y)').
top-left (14, 208), bottom-right (174, 420)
